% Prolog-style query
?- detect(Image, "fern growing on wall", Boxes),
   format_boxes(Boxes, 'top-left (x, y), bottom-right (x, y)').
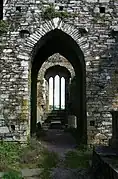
top-left (0, 20), bottom-right (8, 35)
top-left (41, 4), bottom-right (77, 20)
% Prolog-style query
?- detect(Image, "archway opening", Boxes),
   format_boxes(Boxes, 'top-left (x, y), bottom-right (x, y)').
top-left (31, 28), bottom-right (87, 144)
top-left (37, 62), bottom-right (72, 127)
top-left (44, 64), bottom-right (71, 112)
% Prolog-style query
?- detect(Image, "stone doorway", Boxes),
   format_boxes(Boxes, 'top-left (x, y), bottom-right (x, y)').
top-left (37, 63), bottom-right (72, 127)
top-left (31, 29), bottom-right (87, 144)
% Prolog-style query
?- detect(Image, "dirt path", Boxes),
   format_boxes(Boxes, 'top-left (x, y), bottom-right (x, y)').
top-left (40, 129), bottom-right (77, 157)
top-left (39, 129), bottom-right (92, 179)
top-left (23, 129), bottom-right (92, 179)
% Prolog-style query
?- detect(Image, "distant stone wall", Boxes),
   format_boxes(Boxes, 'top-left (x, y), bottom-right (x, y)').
top-left (37, 53), bottom-right (75, 120)
top-left (38, 53), bottom-right (75, 80)
top-left (0, 0), bottom-right (118, 144)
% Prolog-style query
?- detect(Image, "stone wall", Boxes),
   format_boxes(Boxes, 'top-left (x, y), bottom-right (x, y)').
top-left (37, 53), bottom-right (75, 121)
top-left (0, 0), bottom-right (118, 144)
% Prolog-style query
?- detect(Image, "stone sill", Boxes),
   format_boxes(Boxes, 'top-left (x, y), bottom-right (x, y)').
top-left (92, 146), bottom-right (118, 179)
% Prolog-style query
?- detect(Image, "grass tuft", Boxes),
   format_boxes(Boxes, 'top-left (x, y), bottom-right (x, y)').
top-left (38, 149), bottom-right (59, 169)
top-left (2, 170), bottom-right (23, 179)
top-left (63, 149), bottom-right (92, 169)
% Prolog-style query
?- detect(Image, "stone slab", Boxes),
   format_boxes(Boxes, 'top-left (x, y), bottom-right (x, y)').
top-left (21, 168), bottom-right (42, 177)
top-left (95, 146), bottom-right (118, 156)
top-left (93, 148), bottom-right (118, 178)
top-left (0, 168), bottom-right (43, 178)
top-left (101, 156), bottom-right (118, 174)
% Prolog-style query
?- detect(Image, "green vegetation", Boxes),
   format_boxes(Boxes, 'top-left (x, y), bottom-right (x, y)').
top-left (38, 149), bottom-right (59, 179)
top-left (20, 99), bottom-right (28, 122)
top-left (0, 138), bottom-right (92, 179)
top-left (38, 149), bottom-right (59, 169)
top-left (0, 141), bottom-right (22, 172)
top-left (40, 169), bottom-right (51, 179)
top-left (41, 5), bottom-right (77, 20)
top-left (0, 20), bottom-right (8, 35)
top-left (2, 171), bottom-right (22, 179)
top-left (0, 139), bottom-right (59, 179)
top-left (93, 13), bottom-right (108, 23)
top-left (41, 5), bottom-right (55, 20)
top-left (63, 149), bottom-right (92, 168)
top-left (0, 20), bottom-right (8, 53)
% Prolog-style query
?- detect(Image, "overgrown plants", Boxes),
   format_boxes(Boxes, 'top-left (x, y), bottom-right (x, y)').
top-left (41, 4), bottom-right (78, 20)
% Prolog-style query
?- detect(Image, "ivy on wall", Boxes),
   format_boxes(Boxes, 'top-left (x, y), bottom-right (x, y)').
top-left (0, 20), bottom-right (8, 53)
top-left (20, 99), bottom-right (28, 122)
top-left (0, 20), bottom-right (8, 36)
top-left (41, 5), bottom-right (78, 20)
top-left (93, 13), bottom-right (108, 23)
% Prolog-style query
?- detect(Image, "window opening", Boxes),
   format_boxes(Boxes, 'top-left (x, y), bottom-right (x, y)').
top-left (16, 6), bottom-right (21, 12)
top-left (61, 77), bottom-right (65, 109)
top-left (59, 6), bottom-right (63, 11)
top-left (99, 7), bottom-right (105, 13)
top-left (90, 120), bottom-right (95, 126)
top-left (54, 75), bottom-right (60, 110)
top-left (49, 77), bottom-right (53, 110)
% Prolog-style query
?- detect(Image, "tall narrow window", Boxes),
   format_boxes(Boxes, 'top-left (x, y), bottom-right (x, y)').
top-left (61, 77), bottom-right (65, 109)
top-left (54, 75), bottom-right (60, 110)
top-left (49, 77), bottom-right (53, 110)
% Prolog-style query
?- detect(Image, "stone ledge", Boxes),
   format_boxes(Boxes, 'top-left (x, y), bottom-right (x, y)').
top-left (0, 168), bottom-right (43, 178)
top-left (21, 168), bottom-right (42, 177)
top-left (91, 146), bottom-right (118, 179)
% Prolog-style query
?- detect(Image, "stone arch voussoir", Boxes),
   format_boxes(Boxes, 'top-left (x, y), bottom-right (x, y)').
top-left (38, 53), bottom-right (75, 80)
top-left (22, 18), bottom-right (89, 60)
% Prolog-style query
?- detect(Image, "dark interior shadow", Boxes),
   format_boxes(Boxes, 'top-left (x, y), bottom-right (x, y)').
top-left (31, 28), bottom-right (87, 144)
top-left (36, 110), bottom-right (77, 148)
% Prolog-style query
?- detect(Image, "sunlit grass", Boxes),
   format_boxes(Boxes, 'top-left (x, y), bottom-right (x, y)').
top-left (0, 139), bottom-right (93, 179)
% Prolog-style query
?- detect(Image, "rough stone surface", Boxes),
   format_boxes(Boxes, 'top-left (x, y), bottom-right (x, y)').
top-left (51, 168), bottom-right (91, 179)
top-left (0, 0), bottom-right (118, 144)
top-left (21, 168), bottom-right (41, 177)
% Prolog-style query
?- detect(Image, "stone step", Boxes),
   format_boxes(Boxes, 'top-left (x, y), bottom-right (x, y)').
top-left (50, 117), bottom-right (64, 119)
top-left (21, 168), bottom-right (42, 177)
top-left (0, 169), bottom-right (42, 178)
top-left (47, 114), bottom-right (66, 117)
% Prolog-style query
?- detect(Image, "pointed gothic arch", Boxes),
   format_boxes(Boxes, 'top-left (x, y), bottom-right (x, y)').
top-left (18, 18), bottom-right (89, 59)
top-left (31, 28), bottom-right (87, 144)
